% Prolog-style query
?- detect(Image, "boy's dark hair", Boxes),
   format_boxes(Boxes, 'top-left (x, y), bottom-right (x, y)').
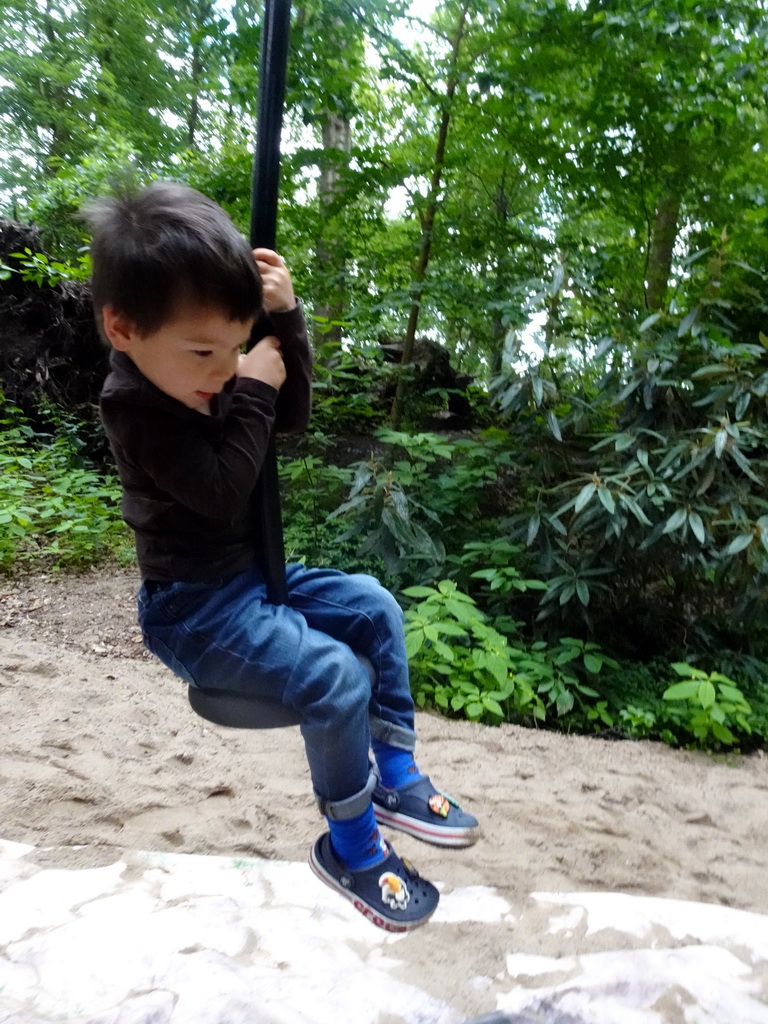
top-left (83, 181), bottom-right (262, 337)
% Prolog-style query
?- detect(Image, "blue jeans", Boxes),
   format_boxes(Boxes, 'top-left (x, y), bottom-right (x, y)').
top-left (138, 564), bottom-right (417, 819)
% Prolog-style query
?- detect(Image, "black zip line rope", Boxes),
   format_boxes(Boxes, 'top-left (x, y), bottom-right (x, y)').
top-left (249, 0), bottom-right (292, 606)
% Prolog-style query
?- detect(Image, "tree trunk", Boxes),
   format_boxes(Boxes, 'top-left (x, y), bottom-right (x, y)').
top-left (41, 0), bottom-right (71, 169)
top-left (314, 111), bottom-right (351, 350)
top-left (645, 190), bottom-right (682, 311)
top-left (489, 174), bottom-right (511, 376)
top-left (390, 0), bottom-right (471, 428)
top-left (187, 39), bottom-right (203, 147)
top-left (186, 0), bottom-right (213, 149)
top-left (490, 316), bottom-right (506, 376)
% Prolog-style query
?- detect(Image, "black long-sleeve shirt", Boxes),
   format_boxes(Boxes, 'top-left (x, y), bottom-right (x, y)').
top-left (99, 304), bottom-right (312, 581)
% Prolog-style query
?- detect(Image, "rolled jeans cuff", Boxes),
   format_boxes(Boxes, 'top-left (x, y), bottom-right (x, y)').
top-left (316, 767), bottom-right (378, 821)
top-left (369, 714), bottom-right (416, 752)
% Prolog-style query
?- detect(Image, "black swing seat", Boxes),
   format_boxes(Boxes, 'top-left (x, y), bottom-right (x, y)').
top-left (188, 686), bottom-right (302, 729)
top-left (188, 655), bottom-right (374, 730)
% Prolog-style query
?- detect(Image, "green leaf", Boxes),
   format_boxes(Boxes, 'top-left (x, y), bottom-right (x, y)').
top-left (576, 580), bottom-right (590, 606)
top-left (731, 261), bottom-right (761, 277)
top-left (639, 312), bottom-right (661, 333)
top-left (663, 509), bottom-right (687, 534)
top-left (709, 672), bottom-right (735, 685)
top-left (402, 586), bottom-right (437, 598)
top-left (556, 690), bottom-right (574, 716)
top-left (698, 680), bottom-right (716, 709)
top-left (551, 264), bottom-right (565, 297)
top-left (598, 487), bottom-right (616, 514)
top-left (711, 722), bottom-right (735, 745)
top-left (728, 445), bottom-right (762, 484)
top-left (688, 511), bottom-right (705, 544)
top-left (574, 483), bottom-right (597, 514)
top-left (709, 704), bottom-right (726, 724)
top-left (725, 533), bottom-right (753, 556)
top-left (555, 647), bottom-right (580, 665)
top-left (432, 639), bottom-right (455, 662)
top-left (677, 306), bottom-right (700, 338)
top-left (436, 621), bottom-right (469, 638)
top-left (548, 410), bottom-right (563, 442)
top-left (487, 654), bottom-right (509, 687)
top-left (619, 494), bottom-right (652, 525)
top-left (663, 681), bottom-right (700, 701)
top-left (615, 433), bottom-right (636, 451)
top-left (718, 684), bottom-right (747, 704)
top-left (527, 515), bottom-right (541, 547)
top-left (714, 429), bottom-right (728, 459)
top-left (482, 697), bottom-right (505, 718)
top-left (583, 653), bottom-right (602, 673)
top-left (735, 392), bottom-right (751, 420)
top-left (613, 379), bottom-right (642, 404)
top-left (466, 701), bottom-right (485, 719)
top-left (576, 685), bottom-right (599, 698)
top-left (671, 662), bottom-right (704, 678)
top-left (404, 631), bottom-right (424, 658)
top-left (437, 580), bottom-right (460, 597)
top-left (549, 516), bottom-right (567, 536)
top-left (444, 599), bottom-right (482, 625)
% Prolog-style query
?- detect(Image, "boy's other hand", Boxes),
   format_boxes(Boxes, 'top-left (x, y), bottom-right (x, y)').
top-left (254, 248), bottom-right (296, 313)
top-left (237, 335), bottom-right (286, 391)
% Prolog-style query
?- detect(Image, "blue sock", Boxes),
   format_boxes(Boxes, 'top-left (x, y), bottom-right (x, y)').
top-left (372, 738), bottom-right (423, 790)
top-left (328, 805), bottom-right (388, 871)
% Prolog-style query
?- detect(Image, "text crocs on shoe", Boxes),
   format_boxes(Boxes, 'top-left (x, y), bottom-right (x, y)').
top-left (372, 775), bottom-right (480, 848)
top-left (309, 832), bottom-right (439, 932)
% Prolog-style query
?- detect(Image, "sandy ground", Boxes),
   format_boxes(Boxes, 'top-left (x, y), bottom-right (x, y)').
top-left (1, 567), bottom-right (767, 993)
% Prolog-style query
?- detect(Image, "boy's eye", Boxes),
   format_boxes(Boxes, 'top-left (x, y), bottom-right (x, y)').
top-left (192, 350), bottom-right (212, 358)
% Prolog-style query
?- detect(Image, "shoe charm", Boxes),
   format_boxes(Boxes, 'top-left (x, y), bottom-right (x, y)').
top-left (379, 872), bottom-right (410, 911)
top-left (429, 793), bottom-right (450, 818)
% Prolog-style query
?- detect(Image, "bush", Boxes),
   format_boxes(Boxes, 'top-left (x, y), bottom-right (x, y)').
top-left (310, 339), bottom-right (392, 435)
top-left (329, 427), bottom-right (518, 588)
top-left (0, 399), bottom-right (132, 570)
top-left (402, 581), bottom-right (768, 750)
top-left (661, 663), bottom-right (753, 749)
top-left (496, 281), bottom-right (768, 664)
top-left (403, 580), bottom-right (621, 729)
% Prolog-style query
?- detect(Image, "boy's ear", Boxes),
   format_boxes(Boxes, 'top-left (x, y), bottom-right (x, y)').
top-left (101, 305), bottom-right (136, 351)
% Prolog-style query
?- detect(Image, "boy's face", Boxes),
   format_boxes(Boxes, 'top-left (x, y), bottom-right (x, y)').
top-left (103, 304), bottom-right (255, 414)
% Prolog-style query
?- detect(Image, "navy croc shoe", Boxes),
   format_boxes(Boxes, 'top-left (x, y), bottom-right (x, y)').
top-left (309, 832), bottom-right (439, 932)
top-left (372, 775), bottom-right (480, 848)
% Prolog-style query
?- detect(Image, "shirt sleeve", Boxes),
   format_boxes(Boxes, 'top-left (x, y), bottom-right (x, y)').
top-left (251, 303), bottom-right (313, 433)
top-left (102, 377), bottom-right (279, 521)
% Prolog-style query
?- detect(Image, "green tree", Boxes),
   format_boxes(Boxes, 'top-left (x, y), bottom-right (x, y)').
top-left (524, 0), bottom-right (768, 317)
top-left (0, 0), bottom-right (180, 208)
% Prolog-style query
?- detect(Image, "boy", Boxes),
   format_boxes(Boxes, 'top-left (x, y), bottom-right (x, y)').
top-left (91, 182), bottom-right (479, 932)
